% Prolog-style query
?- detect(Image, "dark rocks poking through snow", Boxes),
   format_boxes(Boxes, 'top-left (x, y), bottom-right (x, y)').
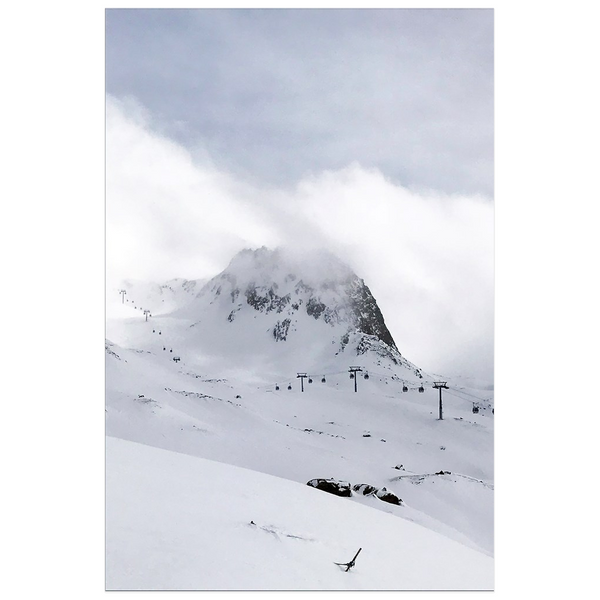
top-left (353, 483), bottom-right (377, 496)
top-left (307, 479), bottom-right (403, 506)
top-left (273, 318), bottom-right (291, 341)
top-left (376, 488), bottom-right (403, 505)
top-left (306, 478), bottom-right (352, 497)
top-left (353, 483), bottom-right (403, 506)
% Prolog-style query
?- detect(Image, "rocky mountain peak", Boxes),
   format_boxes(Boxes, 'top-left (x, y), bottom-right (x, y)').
top-left (195, 247), bottom-right (400, 363)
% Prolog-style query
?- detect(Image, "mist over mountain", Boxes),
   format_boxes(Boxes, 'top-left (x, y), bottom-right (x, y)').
top-left (116, 246), bottom-right (427, 380)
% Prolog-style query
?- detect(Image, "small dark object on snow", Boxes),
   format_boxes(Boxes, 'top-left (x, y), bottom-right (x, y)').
top-left (418, 386), bottom-right (424, 393)
top-left (308, 378), bottom-right (313, 384)
top-left (275, 384), bottom-right (280, 390)
top-left (235, 395), bottom-right (242, 399)
top-left (402, 385), bottom-right (408, 392)
top-left (362, 433), bottom-right (371, 437)
top-left (435, 470), bottom-right (451, 475)
top-left (472, 404), bottom-right (479, 414)
top-left (288, 385), bottom-right (292, 390)
top-left (321, 377), bottom-right (326, 383)
top-left (250, 520), bottom-right (255, 525)
top-left (334, 548), bottom-right (362, 572)
top-left (138, 394), bottom-right (144, 398)
top-left (170, 349), bottom-right (173, 353)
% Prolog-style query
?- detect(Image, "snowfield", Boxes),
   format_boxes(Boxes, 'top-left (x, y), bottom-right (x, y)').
top-left (106, 248), bottom-right (494, 589)
top-left (106, 437), bottom-right (493, 590)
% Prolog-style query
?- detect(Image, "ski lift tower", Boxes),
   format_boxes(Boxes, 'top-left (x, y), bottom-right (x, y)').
top-left (119, 289), bottom-right (127, 303)
top-left (432, 382), bottom-right (449, 420)
top-left (348, 366), bottom-right (363, 392)
top-left (143, 309), bottom-right (151, 322)
top-left (296, 373), bottom-right (308, 392)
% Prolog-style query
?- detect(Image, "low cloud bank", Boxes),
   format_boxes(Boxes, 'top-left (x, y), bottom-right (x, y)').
top-left (106, 95), bottom-right (493, 381)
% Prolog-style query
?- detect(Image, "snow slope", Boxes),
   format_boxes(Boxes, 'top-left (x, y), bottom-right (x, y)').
top-left (106, 437), bottom-right (493, 591)
top-left (106, 247), bottom-right (494, 588)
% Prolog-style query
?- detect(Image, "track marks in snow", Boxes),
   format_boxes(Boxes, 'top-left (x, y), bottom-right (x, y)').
top-left (389, 471), bottom-right (493, 490)
top-left (248, 521), bottom-right (316, 542)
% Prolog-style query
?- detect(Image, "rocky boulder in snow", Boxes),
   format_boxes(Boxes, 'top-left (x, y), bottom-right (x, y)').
top-left (375, 487), bottom-right (402, 506)
top-left (307, 478), bottom-right (352, 497)
top-left (353, 483), bottom-right (378, 496)
top-left (353, 483), bottom-right (402, 506)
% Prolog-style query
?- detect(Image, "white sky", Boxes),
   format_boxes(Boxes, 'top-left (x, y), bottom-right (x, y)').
top-left (106, 8), bottom-right (494, 197)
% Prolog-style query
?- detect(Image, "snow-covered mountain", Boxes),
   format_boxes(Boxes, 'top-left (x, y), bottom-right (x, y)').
top-left (111, 247), bottom-right (427, 381)
top-left (106, 246), bottom-right (494, 590)
top-left (184, 247), bottom-right (413, 368)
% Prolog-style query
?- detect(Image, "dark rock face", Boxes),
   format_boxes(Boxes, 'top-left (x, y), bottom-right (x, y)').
top-left (345, 276), bottom-right (397, 351)
top-left (245, 286), bottom-right (291, 313)
top-left (306, 297), bottom-right (327, 320)
top-left (273, 319), bottom-right (291, 342)
top-left (306, 478), bottom-right (352, 497)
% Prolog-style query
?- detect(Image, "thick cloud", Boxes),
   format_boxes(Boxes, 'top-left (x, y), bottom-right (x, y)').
top-left (106, 8), bottom-right (494, 197)
top-left (106, 95), bottom-right (493, 382)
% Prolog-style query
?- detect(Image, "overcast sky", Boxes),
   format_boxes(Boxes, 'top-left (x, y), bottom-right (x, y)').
top-left (106, 8), bottom-right (493, 197)
top-left (105, 8), bottom-right (494, 383)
